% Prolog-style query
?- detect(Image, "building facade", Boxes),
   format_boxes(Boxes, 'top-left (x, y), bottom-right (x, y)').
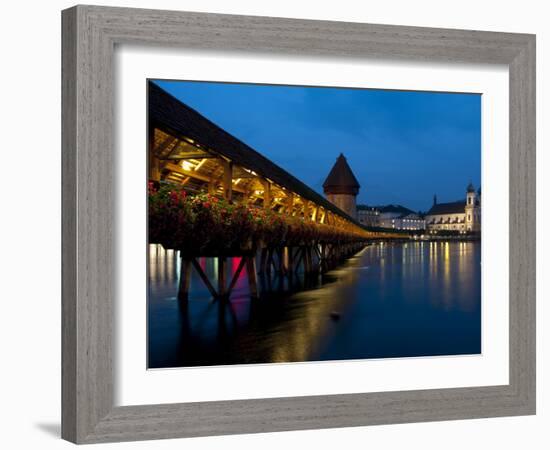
top-left (395, 213), bottom-right (426, 231)
top-left (377, 205), bottom-right (425, 230)
top-left (323, 153), bottom-right (360, 219)
top-left (425, 183), bottom-right (481, 233)
top-left (357, 204), bottom-right (426, 231)
top-left (357, 205), bottom-right (380, 227)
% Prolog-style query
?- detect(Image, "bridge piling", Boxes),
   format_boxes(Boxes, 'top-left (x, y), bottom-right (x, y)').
top-left (178, 258), bottom-right (192, 302)
top-left (246, 256), bottom-right (259, 299)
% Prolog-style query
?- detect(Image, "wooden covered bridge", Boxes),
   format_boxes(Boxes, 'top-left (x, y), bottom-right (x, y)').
top-left (148, 82), bottom-right (403, 302)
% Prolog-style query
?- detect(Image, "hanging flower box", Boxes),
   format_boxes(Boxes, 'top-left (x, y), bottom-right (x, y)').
top-left (148, 183), bottom-right (368, 255)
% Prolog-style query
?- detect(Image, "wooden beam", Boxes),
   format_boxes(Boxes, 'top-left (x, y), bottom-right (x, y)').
top-left (165, 139), bottom-right (210, 160)
top-left (190, 258), bottom-right (218, 298)
top-left (149, 155), bottom-right (161, 182)
top-left (208, 181), bottom-right (216, 195)
top-left (163, 152), bottom-right (216, 160)
top-left (261, 179), bottom-right (271, 209)
top-left (312, 205), bottom-right (318, 222)
top-left (153, 133), bottom-right (177, 158)
top-left (226, 257), bottom-right (247, 296)
top-left (285, 192), bottom-right (294, 215)
top-left (194, 158), bottom-right (208, 172)
top-left (164, 162), bottom-right (211, 182)
top-left (149, 125), bottom-right (162, 181)
top-left (232, 166), bottom-right (259, 178)
top-left (177, 258), bottom-right (192, 302)
top-left (246, 257), bottom-right (259, 299)
top-left (164, 162), bottom-right (246, 194)
top-left (221, 160), bottom-right (233, 201)
top-left (218, 257), bottom-right (227, 296)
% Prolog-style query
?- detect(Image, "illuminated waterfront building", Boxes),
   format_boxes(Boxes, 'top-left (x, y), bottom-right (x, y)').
top-left (357, 204), bottom-right (425, 231)
top-left (356, 205), bottom-right (380, 227)
top-left (425, 183), bottom-right (481, 233)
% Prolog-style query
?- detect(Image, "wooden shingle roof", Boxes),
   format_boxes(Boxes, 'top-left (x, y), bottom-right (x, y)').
top-left (322, 153), bottom-right (360, 195)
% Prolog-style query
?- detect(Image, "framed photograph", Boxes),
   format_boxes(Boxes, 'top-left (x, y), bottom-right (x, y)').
top-left (62, 5), bottom-right (536, 444)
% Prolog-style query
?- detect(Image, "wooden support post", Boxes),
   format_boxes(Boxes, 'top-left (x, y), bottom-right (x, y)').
top-left (259, 247), bottom-right (268, 273)
top-left (321, 243), bottom-right (328, 272)
top-left (261, 179), bottom-right (271, 209)
top-left (178, 258), bottom-right (192, 301)
top-left (226, 257), bottom-right (247, 296)
top-left (294, 247), bottom-right (304, 274)
top-left (304, 247), bottom-right (310, 273)
top-left (267, 249), bottom-right (275, 275)
top-left (190, 258), bottom-right (218, 299)
top-left (221, 160), bottom-right (233, 201)
top-left (287, 247), bottom-right (294, 275)
top-left (148, 126), bottom-right (160, 181)
top-left (286, 192), bottom-right (294, 215)
top-left (208, 181), bottom-right (216, 195)
top-left (246, 256), bottom-right (259, 299)
top-left (218, 256), bottom-right (227, 297)
top-left (150, 156), bottom-right (161, 182)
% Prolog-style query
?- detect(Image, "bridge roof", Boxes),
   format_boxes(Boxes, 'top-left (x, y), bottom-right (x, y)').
top-left (149, 81), bottom-right (365, 228)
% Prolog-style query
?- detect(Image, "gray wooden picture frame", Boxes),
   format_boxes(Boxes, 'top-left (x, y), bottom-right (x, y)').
top-left (61, 5), bottom-right (536, 444)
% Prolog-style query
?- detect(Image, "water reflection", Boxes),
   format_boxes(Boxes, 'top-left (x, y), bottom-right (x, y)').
top-left (148, 241), bottom-right (481, 368)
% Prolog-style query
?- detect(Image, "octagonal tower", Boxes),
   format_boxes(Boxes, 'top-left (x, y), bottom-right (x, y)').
top-left (323, 153), bottom-right (360, 219)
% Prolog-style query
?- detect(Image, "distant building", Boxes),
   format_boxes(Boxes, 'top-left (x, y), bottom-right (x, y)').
top-left (396, 212), bottom-right (426, 231)
top-left (357, 204), bottom-right (425, 231)
top-left (425, 183), bottom-right (481, 233)
top-left (378, 205), bottom-right (425, 230)
top-left (357, 205), bottom-right (380, 227)
top-left (323, 153), bottom-right (360, 219)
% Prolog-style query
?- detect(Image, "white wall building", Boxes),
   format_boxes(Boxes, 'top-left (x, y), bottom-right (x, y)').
top-left (357, 205), bottom-right (380, 227)
top-left (425, 183), bottom-right (481, 233)
top-left (358, 204), bottom-right (426, 231)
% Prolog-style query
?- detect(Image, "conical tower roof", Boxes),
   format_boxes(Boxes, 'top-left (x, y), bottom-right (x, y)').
top-left (323, 153), bottom-right (360, 195)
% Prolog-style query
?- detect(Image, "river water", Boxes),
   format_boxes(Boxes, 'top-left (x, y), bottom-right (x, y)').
top-left (148, 241), bottom-right (481, 368)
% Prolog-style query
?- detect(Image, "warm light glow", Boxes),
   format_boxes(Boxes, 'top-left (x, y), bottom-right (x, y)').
top-left (243, 168), bottom-right (258, 176)
top-left (181, 160), bottom-right (193, 171)
top-left (194, 158), bottom-right (207, 171)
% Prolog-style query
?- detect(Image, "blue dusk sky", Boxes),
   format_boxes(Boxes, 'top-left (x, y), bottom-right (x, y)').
top-left (153, 79), bottom-right (481, 212)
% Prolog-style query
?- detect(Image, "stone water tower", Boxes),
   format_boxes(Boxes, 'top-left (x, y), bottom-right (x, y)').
top-left (323, 153), bottom-right (360, 219)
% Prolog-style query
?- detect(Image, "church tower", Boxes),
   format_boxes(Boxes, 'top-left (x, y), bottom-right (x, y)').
top-left (323, 153), bottom-right (360, 219)
top-left (465, 182), bottom-right (479, 232)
